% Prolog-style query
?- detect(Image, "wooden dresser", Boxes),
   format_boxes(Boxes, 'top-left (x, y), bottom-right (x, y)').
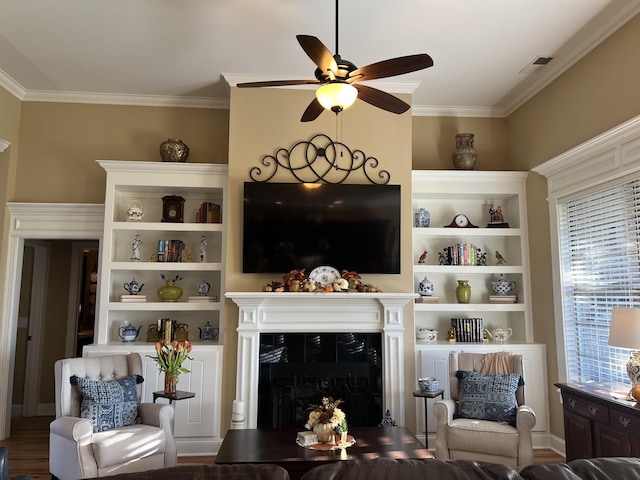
top-left (556, 382), bottom-right (640, 460)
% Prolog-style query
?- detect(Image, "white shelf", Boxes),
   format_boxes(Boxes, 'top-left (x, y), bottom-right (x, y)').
top-left (413, 265), bottom-right (524, 274)
top-left (413, 227), bottom-right (523, 237)
top-left (114, 222), bottom-right (223, 232)
top-left (110, 261), bottom-right (223, 271)
top-left (411, 170), bottom-right (533, 344)
top-left (413, 303), bottom-right (526, 312)
top-left (94, 160), bottom-right (228, 453)
top-left (108, 301), bottom-right (222, 311)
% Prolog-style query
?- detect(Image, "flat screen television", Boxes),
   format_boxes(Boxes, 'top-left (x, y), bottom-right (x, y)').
top-left (243, 182), bottom-right (401, 274)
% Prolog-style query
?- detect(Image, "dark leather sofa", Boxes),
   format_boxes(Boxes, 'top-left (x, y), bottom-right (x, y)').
top-left (298, 458), bottom-right (640, 480)
top-left (78, 457), bottom-right (640, 480)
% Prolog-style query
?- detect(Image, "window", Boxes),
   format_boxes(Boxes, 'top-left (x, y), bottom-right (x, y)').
top-left (558, 179), bottom-right (640, 383)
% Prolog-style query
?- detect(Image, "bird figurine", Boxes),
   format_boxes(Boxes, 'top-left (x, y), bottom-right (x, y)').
top-left (495, 251), bottom-right (507, 265)
top-left (417, 250), bottom-right (428, 264)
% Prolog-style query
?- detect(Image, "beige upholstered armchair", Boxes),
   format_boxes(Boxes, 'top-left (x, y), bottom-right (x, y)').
top-left (433, 352), bottom-right (536, 470)
top-left (50, 353), bottom-right (177, 480)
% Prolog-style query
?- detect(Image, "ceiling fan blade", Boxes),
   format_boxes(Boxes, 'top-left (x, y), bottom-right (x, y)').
top-left (300, 97), bottom-right (325, 122)
top-left (353, 84), bottom-right (410, 114)
top-left (348, 54), bottom-right (434, 82)
top-left (296, 35), bottom-right (338, 74)
top-left (237, 79), bottom-right (320, 88)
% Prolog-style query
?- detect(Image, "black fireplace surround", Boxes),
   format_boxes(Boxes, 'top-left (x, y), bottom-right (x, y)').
top-left (257, 332), bottom-right (383, 429)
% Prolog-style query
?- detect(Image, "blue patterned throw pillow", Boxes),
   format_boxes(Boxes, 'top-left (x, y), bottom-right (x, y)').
top-left (71, 375), bottom-right (143, 432)
top-left (454, 371), bottom-right (524, 427)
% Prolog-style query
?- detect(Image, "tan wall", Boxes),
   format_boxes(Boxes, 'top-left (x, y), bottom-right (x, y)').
top-left (224, 86), bottom-right (419, 432)
top-left (14, 102), bottom-right (230, 203)
top-left (412, 116), bottom-right (509, 170)
top-left (507, 13), bottom-right (640, 441)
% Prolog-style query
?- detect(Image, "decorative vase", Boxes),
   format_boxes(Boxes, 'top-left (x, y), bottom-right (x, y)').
top-left (418, 276), bottom-right (434, 296)
top-left (288, 280), bottom-right (301, 292)
top-left (455, 280), bottom-right (471, 303)
top-left (164, 373), bottom-right (179, 394)
top-left (452, 133), bottom-right (477, 170)
top-left (414, 208), bottom-right (430, 227)
top-left (160, 138), bottom-right (190, 163)
top-left (158, 281), bottom-right (183, 302)
top-left (313, 423), bottom-right (335, 444)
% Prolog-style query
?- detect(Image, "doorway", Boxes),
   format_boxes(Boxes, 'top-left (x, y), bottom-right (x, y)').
top-left (0, 203), bottom-right (104, 440)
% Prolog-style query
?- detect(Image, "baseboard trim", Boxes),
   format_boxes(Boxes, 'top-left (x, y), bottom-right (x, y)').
top-left (176, 437), bottom-right (223, 456)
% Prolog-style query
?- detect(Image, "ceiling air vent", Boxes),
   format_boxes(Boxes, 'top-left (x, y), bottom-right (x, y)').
top-left (532, 56), bottom-right (554, 65)
top-left (519, 56), bottom-right (555, 74)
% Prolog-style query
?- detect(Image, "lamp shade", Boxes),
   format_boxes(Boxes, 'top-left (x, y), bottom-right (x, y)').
top-left (316, 82), bottom-right (358, 113)
top-left (608, 307), bottom-right (640, 349)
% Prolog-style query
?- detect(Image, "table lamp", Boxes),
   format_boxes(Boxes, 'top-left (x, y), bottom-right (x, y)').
top-left (608, 307), bottom-right (640, 401)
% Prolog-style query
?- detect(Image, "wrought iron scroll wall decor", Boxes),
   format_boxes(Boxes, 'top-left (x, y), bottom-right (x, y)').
top-left (249, 133), bottom-right (391, 184)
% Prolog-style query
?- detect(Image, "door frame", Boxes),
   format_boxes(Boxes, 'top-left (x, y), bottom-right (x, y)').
top-left (0, 203), bottom-right (104, 439)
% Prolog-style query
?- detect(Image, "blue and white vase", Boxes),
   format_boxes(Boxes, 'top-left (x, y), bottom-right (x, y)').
top-left (414, 208), bottom-right (430, 228)
top-left (418, 277), bottom-right (434, 296)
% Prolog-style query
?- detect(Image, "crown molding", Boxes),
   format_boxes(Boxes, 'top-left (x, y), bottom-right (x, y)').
top-left (412, 104), bottom-right (506, 118)
top-left (21, 90), bottom-right (228, 109)
top-left (0, 69), bottom-right (26, 100)
top-left (501, 1), bottom-right (640, 116)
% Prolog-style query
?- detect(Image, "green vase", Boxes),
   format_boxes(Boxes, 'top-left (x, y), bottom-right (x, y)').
top-left (158, 281), bottom-right (183, 302)
top-left (455, 280), bottom-right (471, 303)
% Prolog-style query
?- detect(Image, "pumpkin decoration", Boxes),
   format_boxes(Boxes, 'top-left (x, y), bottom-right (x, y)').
top-left (631, 385), bottom-right (640, 402)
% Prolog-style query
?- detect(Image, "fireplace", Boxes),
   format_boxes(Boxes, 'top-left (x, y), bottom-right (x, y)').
top-left (225, 292), bottom-right (416, 429)
top-left (258, 332), bottom-right (383, 428)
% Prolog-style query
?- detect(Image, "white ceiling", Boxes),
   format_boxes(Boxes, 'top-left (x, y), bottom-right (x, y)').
top-left (0, 0), bottom-right (639, 117)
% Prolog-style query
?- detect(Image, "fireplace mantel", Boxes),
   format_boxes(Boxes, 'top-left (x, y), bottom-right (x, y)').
top-left (225, 292), bottom-right (416, 429)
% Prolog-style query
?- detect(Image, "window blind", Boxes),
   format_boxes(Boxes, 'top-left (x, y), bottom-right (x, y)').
top-left (558, 179), bottom-right (640, 384)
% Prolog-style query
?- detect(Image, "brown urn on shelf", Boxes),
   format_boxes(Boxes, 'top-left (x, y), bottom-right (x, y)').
top-left (452, 133), bottom-right (477, 170)
top-left (160, 138), bottom-right (190, 162)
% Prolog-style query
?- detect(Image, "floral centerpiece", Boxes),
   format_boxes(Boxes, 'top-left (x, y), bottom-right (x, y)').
top-left (282, 269), bottom-right (306, 292)
top-left (341, 270), bottom-right (362, 290)
top-left (149, 339), bottom-right (192, 394)
top-left (305, 397), bottom-right (346, 444)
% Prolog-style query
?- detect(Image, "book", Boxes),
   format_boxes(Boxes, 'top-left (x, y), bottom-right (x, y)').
top-left (188, 296), bottom-right (216, 302)
top-left (489, 295), bottom-right (517, 303)
top-left (120, 294), bottom-right (146, 302)
top-left (415, 296), bottom-right (439, 303)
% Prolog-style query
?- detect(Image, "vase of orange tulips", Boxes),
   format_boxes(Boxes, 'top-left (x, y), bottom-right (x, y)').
top-left (149, 339), bottom-right (192, 394)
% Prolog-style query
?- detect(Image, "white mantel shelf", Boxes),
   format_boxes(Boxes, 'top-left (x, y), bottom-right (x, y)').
top-left (225, 292), bottom-right (417, 430)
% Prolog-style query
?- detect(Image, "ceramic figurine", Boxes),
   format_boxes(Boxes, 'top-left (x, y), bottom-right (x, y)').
top-left (123, 278), bottom-right (144, 295)
top-left (417, 250), bottom-right (428, 264)
top-left (131, 234), bottom-right (143, 261)
top-left (495, 250), bottom-right (507, 264)
top-left (197, 280), bottom-right (211, 296)
top-left (125, 200), bottom-right (144, 221)
top-left (199, 236), bottom-right (207, 262)
top-left (418, 277), bottom-right (434, 296)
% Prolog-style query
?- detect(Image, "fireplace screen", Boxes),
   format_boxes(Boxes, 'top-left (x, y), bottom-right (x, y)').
top-left (258, 332), bottom-right (383, 429)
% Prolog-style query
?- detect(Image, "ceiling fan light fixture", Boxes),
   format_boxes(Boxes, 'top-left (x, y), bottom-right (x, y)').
top-left (316, 82), bottom-right (358, 113)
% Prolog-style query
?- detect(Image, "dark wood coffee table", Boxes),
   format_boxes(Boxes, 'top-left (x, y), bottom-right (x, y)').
top-left (215, 426), bottom-right (432, 480)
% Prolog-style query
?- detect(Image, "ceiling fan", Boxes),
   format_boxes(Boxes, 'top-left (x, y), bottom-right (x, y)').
top-left (237, 0), bottom-right (434, 122)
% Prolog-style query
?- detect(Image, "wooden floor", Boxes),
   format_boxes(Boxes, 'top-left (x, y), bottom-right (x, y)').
top-left (0, 416), bottom-right (565, 479)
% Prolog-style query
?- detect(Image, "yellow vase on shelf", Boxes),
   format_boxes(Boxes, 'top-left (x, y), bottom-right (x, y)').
top-left (455, 280), bottom-right (471, 303)
top-left (158, 281), bottom-right (183, 302)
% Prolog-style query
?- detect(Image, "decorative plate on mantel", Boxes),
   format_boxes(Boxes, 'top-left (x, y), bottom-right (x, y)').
top-left (309, 266), bottom-right (340, 286)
